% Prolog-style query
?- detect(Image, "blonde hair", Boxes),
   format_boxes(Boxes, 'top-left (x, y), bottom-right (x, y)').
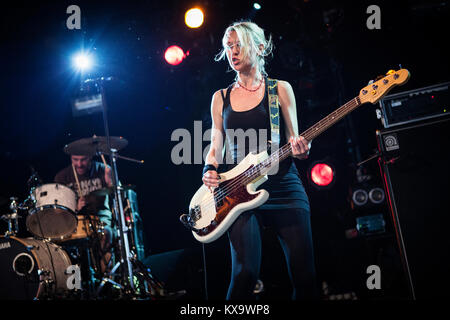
top-left (214, 21), bottom-right (273, 77)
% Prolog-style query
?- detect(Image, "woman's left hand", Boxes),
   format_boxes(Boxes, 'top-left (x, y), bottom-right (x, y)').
top-left (289, 136), bottom-right (311, 160)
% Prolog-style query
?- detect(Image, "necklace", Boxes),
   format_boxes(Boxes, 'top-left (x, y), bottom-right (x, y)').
top-left (236, 78), bottom-right (264, 92)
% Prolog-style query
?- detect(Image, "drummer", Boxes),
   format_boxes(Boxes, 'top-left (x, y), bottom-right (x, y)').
top-left (55, 154), bottom-right (114, 274)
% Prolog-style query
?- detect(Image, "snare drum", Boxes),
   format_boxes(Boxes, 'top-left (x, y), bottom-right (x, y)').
top-left (26, 183), bottom-right (78, 240)
top-left (56, 215), bottom-right (104, 242)
top-left (0, 236), bottom-right (72, 300)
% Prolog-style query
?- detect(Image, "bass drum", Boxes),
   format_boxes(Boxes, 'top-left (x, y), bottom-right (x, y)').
top-left (0, 236), bottom-right (72, 300)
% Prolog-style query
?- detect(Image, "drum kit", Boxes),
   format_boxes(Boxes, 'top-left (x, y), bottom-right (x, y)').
top-left (0, 135), bottom-right (169, 300)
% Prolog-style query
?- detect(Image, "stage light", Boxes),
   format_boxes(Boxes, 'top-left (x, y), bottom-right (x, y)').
top-left (72, 52), bottom-right (93, 71)
top-left (309, 162), bottom-right (335, 187)
top-left (253, 3), bottom-right (261, 10)
top-left (164, 45), bottom-right (187, 66)
top-left (185, 8), bottom-right (204, 28)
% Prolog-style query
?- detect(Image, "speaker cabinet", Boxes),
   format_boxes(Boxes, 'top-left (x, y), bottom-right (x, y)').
top-left (376, 115), bottom-right (450, 299)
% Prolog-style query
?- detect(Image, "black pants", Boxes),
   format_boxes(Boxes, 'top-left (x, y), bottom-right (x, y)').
top-left (226, 208), bottom-right (317, 300)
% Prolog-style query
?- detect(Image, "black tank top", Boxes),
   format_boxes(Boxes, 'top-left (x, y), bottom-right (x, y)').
top-left (220, 79), bottom-right (310, 211)
top-left (221, 79), bottom-right (292, 175)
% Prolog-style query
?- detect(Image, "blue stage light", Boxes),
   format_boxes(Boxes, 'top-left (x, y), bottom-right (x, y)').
top-left (72, 52), bottom-right (94, 71)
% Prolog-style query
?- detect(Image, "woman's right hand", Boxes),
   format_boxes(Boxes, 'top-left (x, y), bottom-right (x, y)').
top-left (202, 170), bottom-right (220, 192)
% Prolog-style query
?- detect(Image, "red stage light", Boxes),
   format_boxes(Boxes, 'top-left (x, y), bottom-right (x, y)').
top-left (164, 45), bottom-right (186, 66)
top-left (310, 163), bottom-right (334, 187)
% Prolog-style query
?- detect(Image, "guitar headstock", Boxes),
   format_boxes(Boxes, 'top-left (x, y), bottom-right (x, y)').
top-left (359, 69), bottom-right (410, 104)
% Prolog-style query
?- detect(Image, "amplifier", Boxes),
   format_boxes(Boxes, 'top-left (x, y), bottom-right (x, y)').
top-left (376, 116), bottom-right (450, 299)
top-left (378, 81), bottom-right (449, 128)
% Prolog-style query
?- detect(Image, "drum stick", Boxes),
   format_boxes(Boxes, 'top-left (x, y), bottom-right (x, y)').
top-left (100, 154), bottom-right (108, 168)
top-left (100, 153), bottom-right (115, 187)
top-left (71, 163), bottom-right (83, 198)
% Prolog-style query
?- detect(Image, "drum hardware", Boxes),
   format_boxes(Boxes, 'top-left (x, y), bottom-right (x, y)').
top-left (1, 197), bottom-right (22, 236)
top-left (96, 261), bottom-right (125, 295)
top-left (27, 165), bottom-right (43, 190)
top-left (89, 140), bottom-right (140, 295)
top-left (38, 269), bottom-right (51, 276)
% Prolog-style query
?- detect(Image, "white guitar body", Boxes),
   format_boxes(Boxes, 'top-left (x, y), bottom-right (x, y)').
top-left (188, 151), bottom-right (270, 243)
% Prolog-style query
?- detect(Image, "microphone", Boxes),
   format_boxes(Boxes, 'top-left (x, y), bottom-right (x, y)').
top-left (27, 165), bottom-right (43, 188)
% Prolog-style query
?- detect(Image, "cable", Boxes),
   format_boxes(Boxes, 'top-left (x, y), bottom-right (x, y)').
top-left (201, 243), bottom-right (208, 300)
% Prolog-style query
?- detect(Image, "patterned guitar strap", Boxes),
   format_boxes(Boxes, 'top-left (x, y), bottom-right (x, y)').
top-left (267, 78), bottom-right (280, 174)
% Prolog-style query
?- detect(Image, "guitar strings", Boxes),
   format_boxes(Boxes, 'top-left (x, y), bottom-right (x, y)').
top-left (192, 97), bottom-right (361, 219)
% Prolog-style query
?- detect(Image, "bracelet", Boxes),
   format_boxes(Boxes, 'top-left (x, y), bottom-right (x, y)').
top-left (203, 164), bottom-right (217, 176)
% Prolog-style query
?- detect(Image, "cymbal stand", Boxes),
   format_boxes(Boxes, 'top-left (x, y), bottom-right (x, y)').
top-left (91, 77), bottom-right (164, 299)
top-left (95, 150), bottom-right (150, 297)
top-left (96, 78), bottom-right (135, 295)
top-left (96, 258), bottom-right (125, 296)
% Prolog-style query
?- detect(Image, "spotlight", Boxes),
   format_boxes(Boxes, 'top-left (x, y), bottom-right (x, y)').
top-left (164, 45), bottom-right (188, 66)
top-left (309, 162), bottom-right (335, 188)
top-left (72, 52), bottom-right (94, 71)
top-left (352, 189), bottom-right (369, 206)
top-left (253, 3), bottom-right (261, 10)
top-left (185, 8), bottom-right (204, 28)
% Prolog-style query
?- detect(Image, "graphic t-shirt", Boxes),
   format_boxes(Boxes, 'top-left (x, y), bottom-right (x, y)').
top-left (54, 161), bottom-right (110, 215)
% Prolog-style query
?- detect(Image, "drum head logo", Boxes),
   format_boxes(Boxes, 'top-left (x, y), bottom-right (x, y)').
top-left (383, 134), bottom-right (399, 151)
top-left (0, 241), bottom-right (11, 250)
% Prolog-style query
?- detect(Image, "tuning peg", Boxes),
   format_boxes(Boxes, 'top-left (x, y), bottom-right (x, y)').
top-left (368, 79), bottom-right (374, 85)
top-left (386, 70), bottom-right (396, 75)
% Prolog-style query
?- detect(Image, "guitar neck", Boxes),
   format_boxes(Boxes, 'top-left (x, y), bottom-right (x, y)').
top-left (253, 96), bottom-right (362, 178)
top-left (301, 96), bottom-right (362, 141)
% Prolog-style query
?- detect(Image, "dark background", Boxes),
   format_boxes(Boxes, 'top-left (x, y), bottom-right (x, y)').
top-left (1, 0), bottom-right (448, 299)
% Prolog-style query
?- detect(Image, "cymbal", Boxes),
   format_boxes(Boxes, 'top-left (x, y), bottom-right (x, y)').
top-left (89, 184), bottom-right (136, 196)
top-left (64, 135), bottom-right (128, 156)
